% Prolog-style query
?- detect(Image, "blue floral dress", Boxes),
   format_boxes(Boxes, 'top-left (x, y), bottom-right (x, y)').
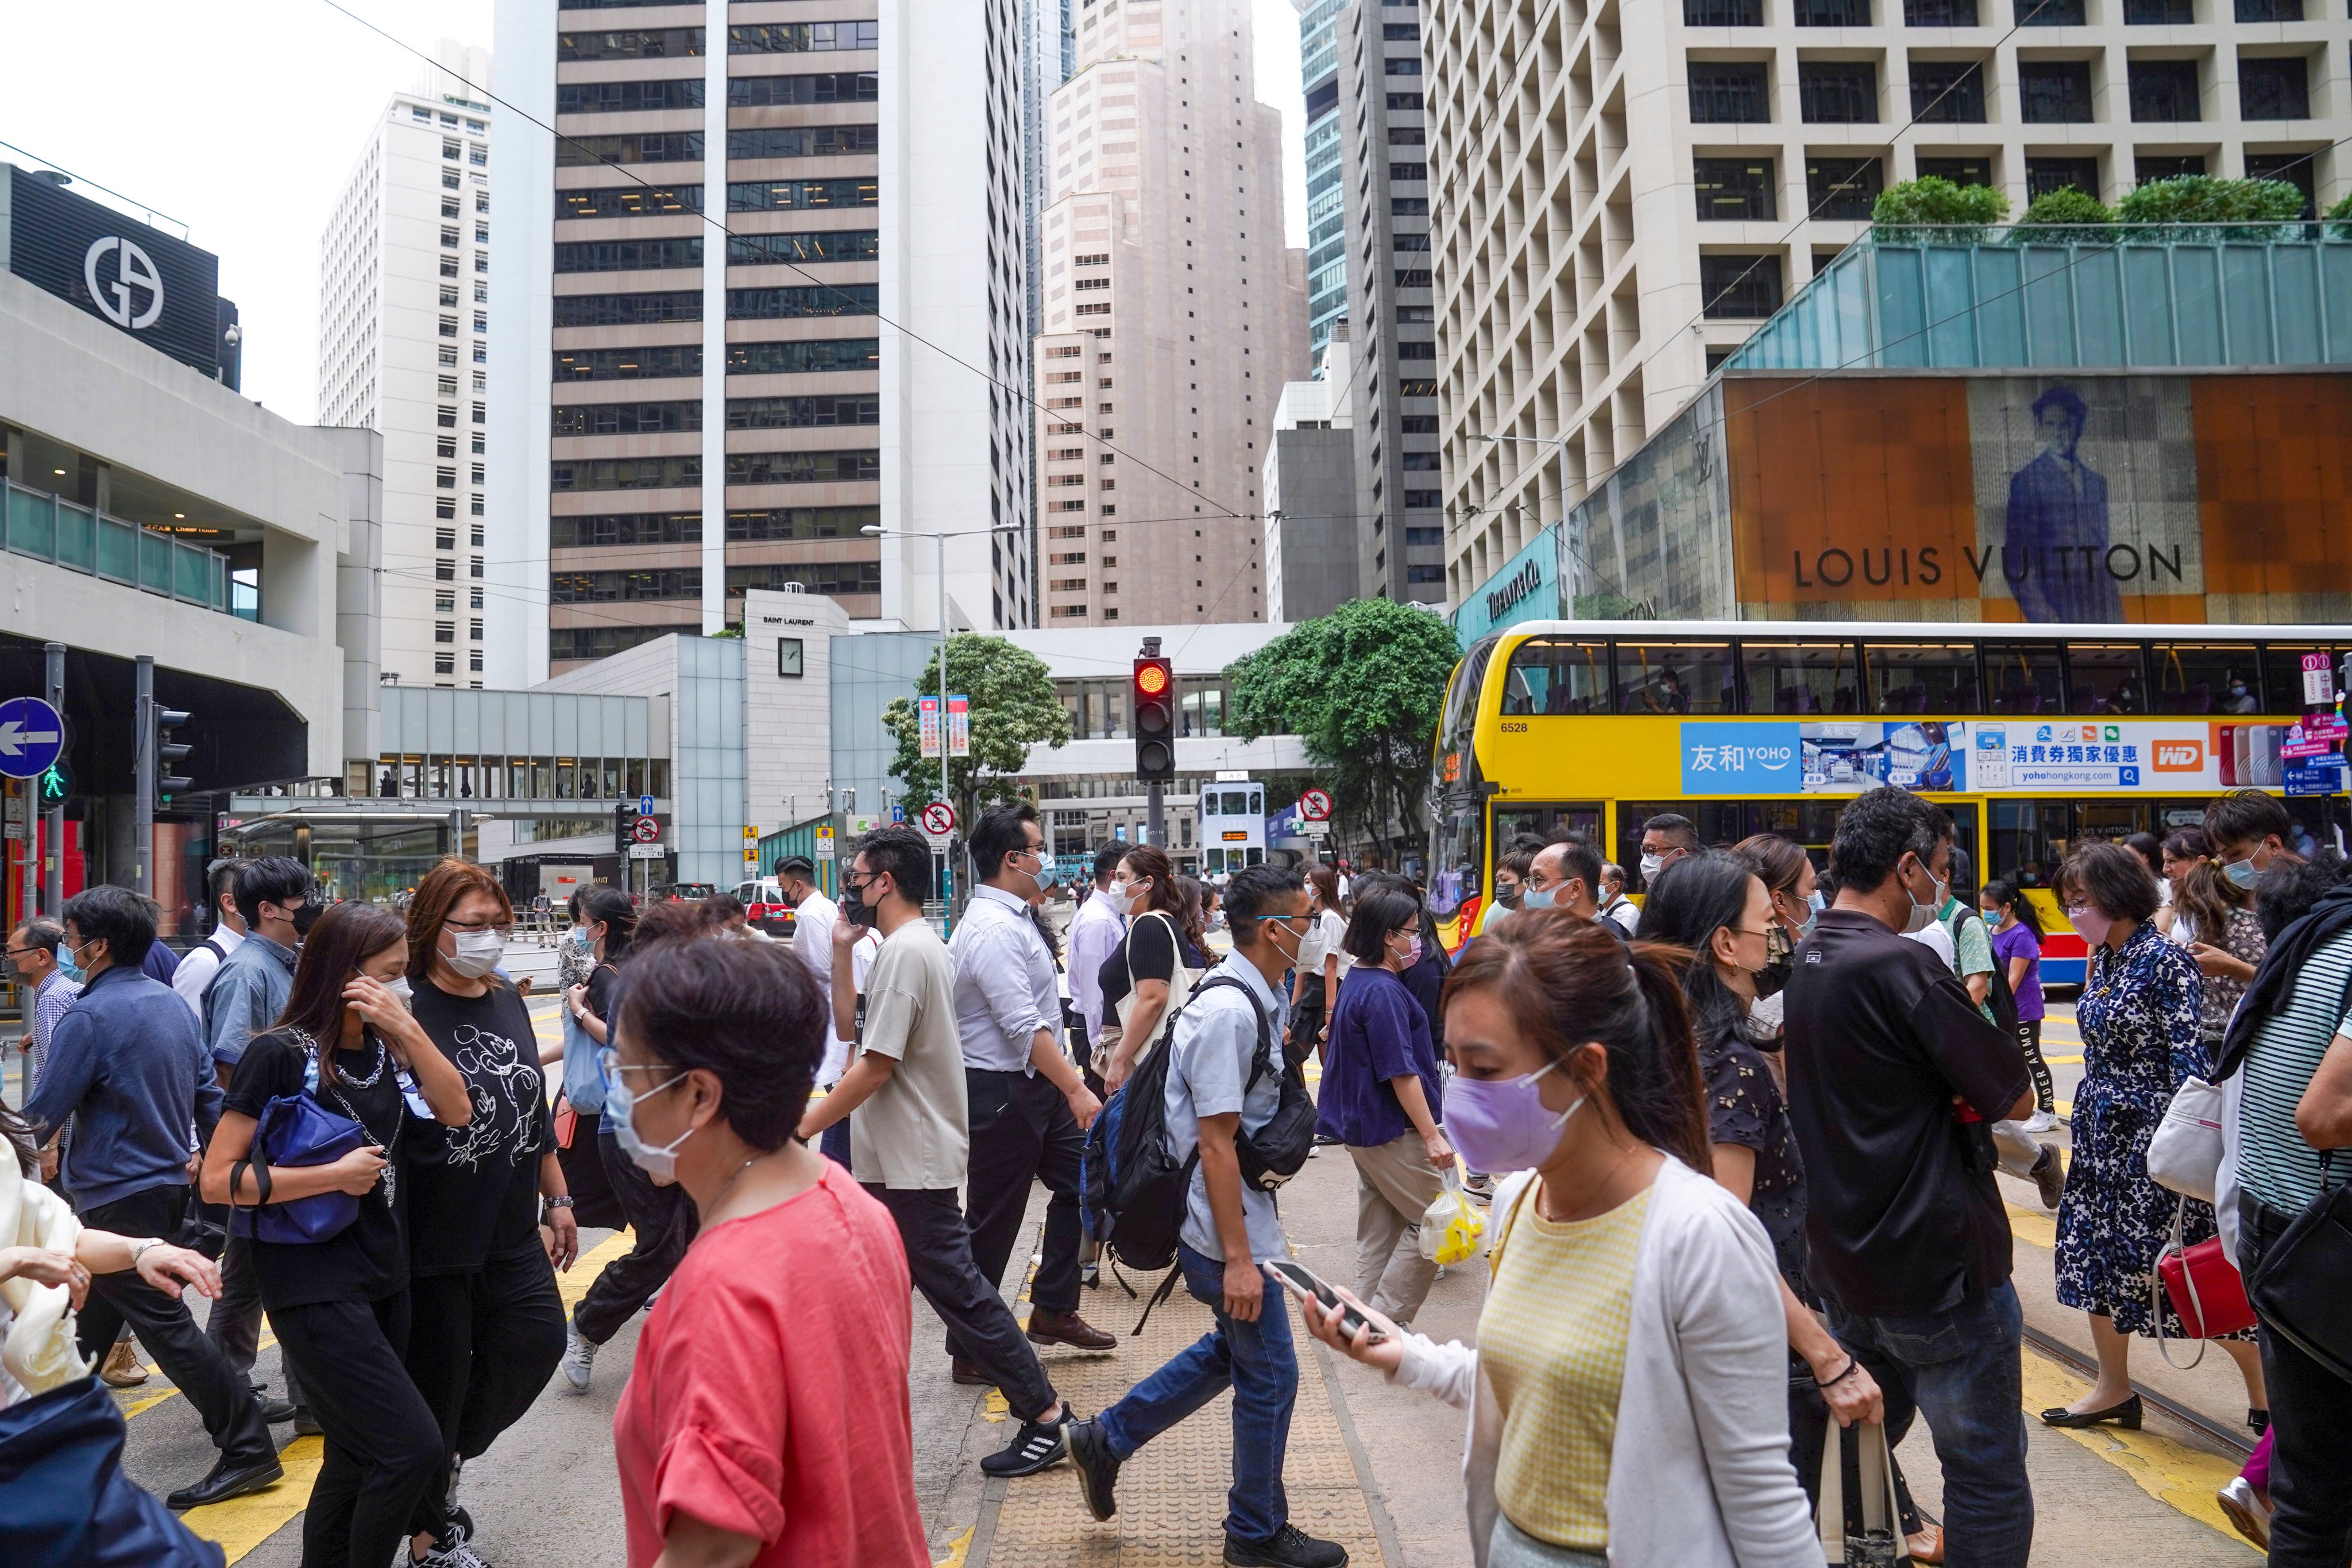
top-left (2057, 922), bottom-right (2248, 1338)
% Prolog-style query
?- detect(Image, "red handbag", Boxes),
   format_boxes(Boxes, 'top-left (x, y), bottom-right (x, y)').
top-left (2152, 1201), bottom-right (2256, 1369)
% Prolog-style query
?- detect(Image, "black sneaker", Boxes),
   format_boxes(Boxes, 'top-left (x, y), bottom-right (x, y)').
top-left (1225, 1523), bottom-right (1348, 1568)
top-left (979, 1407), bottom-right (1071, 1477)
top-left (1066, 1418), bottom-right (1121, 1520)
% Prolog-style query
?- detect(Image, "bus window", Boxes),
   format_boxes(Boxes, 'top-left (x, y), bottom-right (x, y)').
top-left (1982, 641), bottom-right (2065, 715)
top-left (1740, 640), bottom-right (1862, 715)
top-left (2067, 644), bottom-right (2147, 715)
top-left (1864, 643), bottom-right (1981, 714)
top-left (1205, 848), bottom-right (1225, 872)
top-left (1221, 790), bottom-right (1251, 815)
top-left (2260, 644), bottom-right (2339, 715)
top-left (1245, 848), bottom-right (1264, 867)
top-left (1493, 804), bottom-right (1604, 849)
top-left (2149, 644), bottom-right (2260, 714)
top-left (1501, 638), bottom-right (1609, 715)
top-left (1614, 641), bottom-right (1735, 715)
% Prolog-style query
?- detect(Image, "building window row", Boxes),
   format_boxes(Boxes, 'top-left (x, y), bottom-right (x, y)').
top-left (727, 283), bottom-right (880, 319)
top-left (556, 28), bottom-right (705, 62)
top-left (723, 450), bottom-right (881, 485)
top-left (726, 71), bottom-right (876, 106)
top-left (552, 567), bottom-right (701, 602)
top-left (727, 21), bottom-right (879, 55)
top-left (557, 184), bottom-right (702, 221)
top-left (1693, 53), bottom-right (2315, 126)
top-left (551, 289), bottom-right (703, 326)
top-left (724, 504), bottom-right (880, 540)
top-left (550, 455), bottom-right (702, 492)
top-left (556, 132), bottom-right (704, 167)
top-left (552, 400), bottom-right (702, 435)
top-left (1683, 0), bottom-right (2300, 22)
top-left (724, 562), bottom-right (882, 596)
top-left (554, 237), bottom-right (703, 273)
top-left (724, 337), bottom-right (881, 375)
top-left (556, 345), bottom-right (704, 381)
top-left (725, 125), bottom-right (880, 160)
top-left (724, 393), bottom-right (880, 428)
top-left (549, 511), bottom-right (702, 548)
top-left (727, 177), bottom-right (877, 213)
top-left (556, 78), bottom-right (707, 114)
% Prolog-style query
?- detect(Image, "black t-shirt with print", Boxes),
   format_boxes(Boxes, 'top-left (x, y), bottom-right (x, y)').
top-left (405, 976), bottom-right (553, 1274)
top-left (1099, 912), bottom-right (1181, 1014)
top-left (222, 1028), bottom-right (411, 1309)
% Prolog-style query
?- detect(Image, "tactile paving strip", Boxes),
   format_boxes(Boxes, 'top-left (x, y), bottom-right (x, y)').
top-left (983, 1278), bottom-right (1389, 1567)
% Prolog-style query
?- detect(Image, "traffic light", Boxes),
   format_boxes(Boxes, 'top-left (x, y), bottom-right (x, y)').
top-left (1133, 638), bottom-right (1177, 782)
top-left (616, 801), bottom-right (637, 855)
top-left (153, 707), bottom-right (193, 800)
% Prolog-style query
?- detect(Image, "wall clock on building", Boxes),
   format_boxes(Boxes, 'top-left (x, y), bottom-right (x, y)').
top-left (778, 638), bottom-right (804, 678)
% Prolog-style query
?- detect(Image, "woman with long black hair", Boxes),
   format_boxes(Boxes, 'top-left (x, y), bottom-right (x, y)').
top-left (199, 902), bottom-right (473, 1568)
top-left (541, 891), bottom-right (623, 1230)
top-left (560, 884), bottom-right (698, 1395)
top-left (1095, 845), bottom-right (1208, 1094)
top-left (398, 859), bottom-right (574, 1566)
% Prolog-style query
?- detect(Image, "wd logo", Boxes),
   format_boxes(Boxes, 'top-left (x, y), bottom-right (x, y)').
top-left (2153, 741), bottom-right (2204, 772)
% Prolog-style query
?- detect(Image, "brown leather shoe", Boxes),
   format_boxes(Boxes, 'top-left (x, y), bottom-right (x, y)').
top-left (1026, 1307), bottom-right (1117, 1351)
top-left (951, 1357), bottom-right (995, 1387)
top-left (99, 1339), bottom-right (150, 1388)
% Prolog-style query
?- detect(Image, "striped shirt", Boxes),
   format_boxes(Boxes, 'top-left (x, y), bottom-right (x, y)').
top-left (28, 970), bottom-right (80, 1096)
top-left (2237, 927), bottom-right (2352, 1214)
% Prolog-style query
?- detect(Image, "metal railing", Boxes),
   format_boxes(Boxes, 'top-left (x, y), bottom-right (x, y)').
top-left (0, 476), bottom-right (244, 618)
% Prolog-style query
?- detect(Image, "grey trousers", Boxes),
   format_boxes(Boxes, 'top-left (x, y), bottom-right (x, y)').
top-left (1347, 1131), bottom-right (1445, 1326)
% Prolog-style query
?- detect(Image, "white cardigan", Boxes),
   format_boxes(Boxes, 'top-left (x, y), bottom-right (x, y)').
top-left (1387, 1157), bottom-right (1820, 1568)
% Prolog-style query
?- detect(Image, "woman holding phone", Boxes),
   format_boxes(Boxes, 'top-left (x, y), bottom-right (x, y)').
top-left (1288, 911), bottom-right (1817, 1568)
top-left (200, 902), bottom-right (473, 1568)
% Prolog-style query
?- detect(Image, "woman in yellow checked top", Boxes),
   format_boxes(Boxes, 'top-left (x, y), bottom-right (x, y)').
top-left (1296, 912), bottom-right (1819, 1568)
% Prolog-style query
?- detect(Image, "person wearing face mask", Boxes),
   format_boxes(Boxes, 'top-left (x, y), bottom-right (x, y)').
top-left (1474, 850), bottom-right (1533, 936)
top-left (1979, 881), bottom-right (2056, 1133)
top-left (1782, 787), bottom-right (2037, 1568)
top-left (1288, 864), bottom-right (1349, 1063)
top-left (1068, 844), bottom-right (1131, 1088)
top-left (171, 856), bottom-right (252, 1026)
top-left (396, 859), bottom-right (574, 1567)
top-left (22, 885), bottom-right (289, 1512)
top-left (798, 825), bottom-right (1087, 1481)
top-left (1624, 813), bottom-right (1702, 935)
top-left (2205, 787), bottom-right (2307, 895)
top-left (608, 936), bottom-right (931, 1568)
top-left (1096, 845), bottom-right (1208, 1095)
top-left (1641, 858), bottom-right (1940, 1565)
top-left (1316, 885), bottom-right (1453, 1327)
top-left (539, 891), bottom-right (623, 1237)
top-left (6, 918), bottom-right (78, 1132)
top-left (1729, 834), bottom-right (1818, 1046)
top-left (2046, 842), bottom-right (2266, 1435)
top-left (562, 886), bottom-right (689, 1395)
top-left (1596, 862), bottom-right (1640, 937)
top-left (1520, 839), bottom-right (1602, 922)
top-left (200, 902), bottom-right (473, 1567)
top-left (1294, 909), bottom-right (1818, 1568)
top-left (949, 804), bottom-right (1115, 1377)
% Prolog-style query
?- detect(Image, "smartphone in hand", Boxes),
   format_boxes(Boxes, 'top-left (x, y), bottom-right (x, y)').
top-left (1264, 1259), bottom-right (1388, 1344)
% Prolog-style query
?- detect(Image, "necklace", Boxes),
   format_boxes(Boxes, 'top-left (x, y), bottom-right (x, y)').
top-left (1535, 1138), bottom-right (1642, 1223)
top-left (705, 1148), bottom-right (783, 1223)
top-left (338, 1034), bottom-right (389, 1088)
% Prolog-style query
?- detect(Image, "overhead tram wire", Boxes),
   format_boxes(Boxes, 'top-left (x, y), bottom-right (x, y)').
top-left (314, 0), bottom-right (1262, 535)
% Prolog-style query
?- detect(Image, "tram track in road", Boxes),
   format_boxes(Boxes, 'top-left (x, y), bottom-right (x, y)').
top-left (2020, 1323), bottom-right (2254, 1462)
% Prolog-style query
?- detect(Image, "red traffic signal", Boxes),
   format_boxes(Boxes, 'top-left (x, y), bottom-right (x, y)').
top-left (1134, 651), bottom-right (1177, 782)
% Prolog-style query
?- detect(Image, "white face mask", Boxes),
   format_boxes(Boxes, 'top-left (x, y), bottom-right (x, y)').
top-left (1109, 876), bottom-right (1148, 916)
top-left (383, 976), bottom-right (414, 1003)
top-left (446, 928), bottom-right (507, 979)
top-left (1639, 852), bottom-right (1665, 881)
top-left (1901, 858), bottom-right (1940, 933)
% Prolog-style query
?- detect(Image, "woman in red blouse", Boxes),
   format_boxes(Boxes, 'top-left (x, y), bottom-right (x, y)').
top-left (605, 934), bottom-right (928, 1568)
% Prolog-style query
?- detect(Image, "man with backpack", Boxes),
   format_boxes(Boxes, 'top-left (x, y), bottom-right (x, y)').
top-left (169, 856), bottom-right (250, 1025)
top-left (1067, 864), bottom-right (1348, 1568)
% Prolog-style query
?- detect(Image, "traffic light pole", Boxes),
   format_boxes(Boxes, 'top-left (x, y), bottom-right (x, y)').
top-left (43, 642), bottom-right (63, 916)
top-left (133, 655), bottom-right (155, 897)
top-left (1146, 780), bottom-right (1164, 849)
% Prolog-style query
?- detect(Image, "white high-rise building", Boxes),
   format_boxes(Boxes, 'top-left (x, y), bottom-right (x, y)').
top-left (319, 41), bottom-right (496, 689)
top-left (485, 1), bottom-right (1035, 683)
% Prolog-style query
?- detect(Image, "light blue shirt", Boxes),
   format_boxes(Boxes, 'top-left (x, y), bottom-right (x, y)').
top-left (948, 884), bottom-right (1057, 1075)
top-left (1166, 952), bottom-right (1290, 1262)
top-left (202, 929), bottom-right (296, 1069)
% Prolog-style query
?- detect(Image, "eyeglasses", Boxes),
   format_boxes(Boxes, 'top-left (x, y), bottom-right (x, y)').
top-left (441, 917), bottom-right (514, 936)
top-left (596, 1046), bottom-right (681, 1082)
top-left (3, 945), bottom-right (43, 959)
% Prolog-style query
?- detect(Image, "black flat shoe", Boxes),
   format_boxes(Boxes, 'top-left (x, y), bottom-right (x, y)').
top-left (2039, 1394), bottom-right (2141, 1430)
top-left (166, 1454), bottom-right (285, 1510)
top-left (2249, 1407), bottom-right (2270, 1434)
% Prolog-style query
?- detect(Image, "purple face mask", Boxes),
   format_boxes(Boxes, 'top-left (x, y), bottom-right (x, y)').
top-left (1443, 1059), bottom-right (1587, 1174)
top-left (2067, 903), bottom-right (2115, 949)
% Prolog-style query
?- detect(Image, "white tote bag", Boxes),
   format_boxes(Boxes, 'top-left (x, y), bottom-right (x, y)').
top-left (1817, 1420), bottom-right (1913, 1568)
top-left (2146, 1075), bottom-right (2226, 1203)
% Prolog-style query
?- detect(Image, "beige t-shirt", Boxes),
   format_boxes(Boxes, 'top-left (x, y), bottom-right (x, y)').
top-left (848, 918), bottom-right (970, 1191)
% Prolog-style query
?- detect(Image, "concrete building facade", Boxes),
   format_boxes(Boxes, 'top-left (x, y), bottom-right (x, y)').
top-left (485, 0), bottom-right (1036, 686)
top-left (1298, 0), bottom-right (1353, 360)
top-left (1030, 0), bottom-right (1310, 628)
top-left (1423, 0), bottom-right (2352, 608)
top-left (319, 43), bottom-right (497, 691)
top-left (1263, 347), bottom-right (1362, 620)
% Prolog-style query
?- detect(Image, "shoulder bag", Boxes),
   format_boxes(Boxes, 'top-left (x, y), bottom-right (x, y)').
top-left (1817, 1419), bottom-right (1914, 1568)
top-left (227, 1033), bottom-right (379, 1246)
top-left (2145, 1076), bottom-right (2226, 1203)
top-left (2246, 1150), bottom-right (2352, 1382)
top-left (1104, 912), bottom-right (1192, 1067)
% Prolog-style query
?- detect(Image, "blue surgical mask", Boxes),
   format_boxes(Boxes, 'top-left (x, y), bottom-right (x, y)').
top-left (570, 928), bottom-right (592, 952)
top-left (2224, 855), bottom-right (2260, 890)
top-left (56, 943), bottom-right (84, 983)
top-left (603, 1058), bottom-right (694, 1183)
top-left (1520, 886), bottom-right (1557, 910)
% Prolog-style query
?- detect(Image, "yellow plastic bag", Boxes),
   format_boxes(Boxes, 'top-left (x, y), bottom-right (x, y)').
top-left (1418, 1163), bottom-right (1488, 1266)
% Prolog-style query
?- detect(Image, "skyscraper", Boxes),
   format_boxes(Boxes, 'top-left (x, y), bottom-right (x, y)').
top-left (1029, 0), bottom-right (1308, 627)
top-left (486, 1), bottom-right (1034, 682)
top-left (319, 41), bottom-right (496, 689)
top-left (1296, 0), bottom-right (1350, 363)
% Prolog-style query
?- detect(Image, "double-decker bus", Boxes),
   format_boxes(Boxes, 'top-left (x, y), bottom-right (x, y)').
top-left (1429, 620), bottom-right (2347, 982)
top-left (1199, 778), bottom-right (1268, 878)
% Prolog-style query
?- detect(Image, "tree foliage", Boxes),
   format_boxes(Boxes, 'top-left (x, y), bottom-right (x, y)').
top-left (1225, 598), bottom-right (1460, 851)
top-left (1871, 176), bottom-right (2010, 241)
top-left (2116, 175), bottom-right (2307, 239)
top-left (2012, 186), bottom-right (2114, 241)
top-left (882, 635), bottom-right (1069, 829)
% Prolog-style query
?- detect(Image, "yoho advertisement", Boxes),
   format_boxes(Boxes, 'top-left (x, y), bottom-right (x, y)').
top-left (1678, 718), bottom-right (2305, 795)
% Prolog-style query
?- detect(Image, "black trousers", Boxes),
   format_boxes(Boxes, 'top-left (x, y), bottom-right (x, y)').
top-left (403, 1244), bottom-right (567, 1542)
top-left (572, 1129), bottom-right (699, 1345)
top-left (273, 1291), bottom-right (442, 1568)
top-left (1285, 974), bottom-right (1326, 1060)
top-left (960, 1067), bottom-right (1086, 1352)
top-left (868, 1183), bottom-right (1057, 1419)
top-left (206, 1234), bottom-right (306, 1409)
top-left (554, 1110), bottom-right (626, 1231)
top-left (75, 1185), bottom-right (275, 1469)
top-left (2242, 1194), bottom-right (2352, 1567)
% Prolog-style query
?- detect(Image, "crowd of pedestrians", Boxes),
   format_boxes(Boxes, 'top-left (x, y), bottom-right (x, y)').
top-left (9, 777), bottom-right (2352, 1568)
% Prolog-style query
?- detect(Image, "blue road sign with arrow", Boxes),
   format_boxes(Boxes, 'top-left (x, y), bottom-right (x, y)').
top-left (0, 697), bottom-right (65, 780)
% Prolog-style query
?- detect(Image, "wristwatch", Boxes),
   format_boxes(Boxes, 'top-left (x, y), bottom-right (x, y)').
top-left (541, 1195), bottom-right (576, 1223)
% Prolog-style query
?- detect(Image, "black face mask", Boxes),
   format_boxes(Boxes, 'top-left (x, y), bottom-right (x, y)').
top-left (290, 897), bottom-right (326, 937)
top-left (840, 882), bottom-right (877, 930)
top-left (1495, 887), bottom-right (1523, 910)
top-left (1754, 953), bottom-right (1793, 1000)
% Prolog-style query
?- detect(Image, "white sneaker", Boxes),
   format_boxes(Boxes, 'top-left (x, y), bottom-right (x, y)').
top-left (561, 1325), bottom-right (597, 1393)
top-left (415, 1540), bottom-right (490, 1568)
top-left (2024, 1109), bottom-right (2060, 1133)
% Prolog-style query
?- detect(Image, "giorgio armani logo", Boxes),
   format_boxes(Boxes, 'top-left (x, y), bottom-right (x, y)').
top-left (83, 236), bottom-right (164, 330)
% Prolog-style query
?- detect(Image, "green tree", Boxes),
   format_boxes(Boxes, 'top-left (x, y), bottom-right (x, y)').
top-left (881, 635), bottom-right (1069, 831)
top-left (1871, 176), bottom-right (2010, 242)
top-left (1225, 598), bottom-right (1460, 853)
top-left (2117, 175), bottom-right (2307, 239)
top-left (2012, 186), bottom-right (2114, 244)
top-left (2328, 190), bottom-right (2352, 239)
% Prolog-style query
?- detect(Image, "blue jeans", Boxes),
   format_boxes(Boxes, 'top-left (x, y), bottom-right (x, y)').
top-left (1826, 1281), bottom-right (2033, 1568)
top-left (1098, 1244), bottom-right (1298, 1543)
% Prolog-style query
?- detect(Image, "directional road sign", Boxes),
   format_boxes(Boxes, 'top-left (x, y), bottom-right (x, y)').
top-left (1299, 787), bottom-right (1334, 822)
top-left (0, 697), bottom-right (65, 781)
top-left (921, 802), bottom-right (957, 837)
top-left (639, 793), bottom-right (655, 817)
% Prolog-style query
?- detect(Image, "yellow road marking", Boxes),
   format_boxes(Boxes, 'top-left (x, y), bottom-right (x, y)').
top-left (983, 1387), bottom-right (1010, 1424)
top-left (188, 1436), bottom-right (327, 1561)
top-left (934, 1524), bottom-right (975, 1568)
top-left (121, 1331), bottom-right (280, 1421)
top-left (2005, 1199), bottom-right (2059, 1250)
top-left (2019, 1354), bottom-right (2254, 1552)
top-left (2044, 1054), bottom-right (2084, 1065)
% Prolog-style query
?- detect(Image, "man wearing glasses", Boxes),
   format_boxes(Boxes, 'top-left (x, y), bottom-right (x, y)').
top-left (6, 917), bottom-right (78, 1122)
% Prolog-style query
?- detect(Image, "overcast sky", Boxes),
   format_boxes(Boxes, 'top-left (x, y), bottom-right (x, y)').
top-left (3, 0), bottom-right (1306, 424)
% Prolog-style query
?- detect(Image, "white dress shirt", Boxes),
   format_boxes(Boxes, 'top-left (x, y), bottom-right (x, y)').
top-left (948, 883), bottom-right (1059, 1075)
top-left (1065, 889), bottom-right (1126, 1048)
top-left (171, 922), bottom-right (244, 1023)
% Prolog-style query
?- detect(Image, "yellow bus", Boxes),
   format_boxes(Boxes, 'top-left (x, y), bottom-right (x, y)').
top-left (1428, 619), bottom-right (2347, 983)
